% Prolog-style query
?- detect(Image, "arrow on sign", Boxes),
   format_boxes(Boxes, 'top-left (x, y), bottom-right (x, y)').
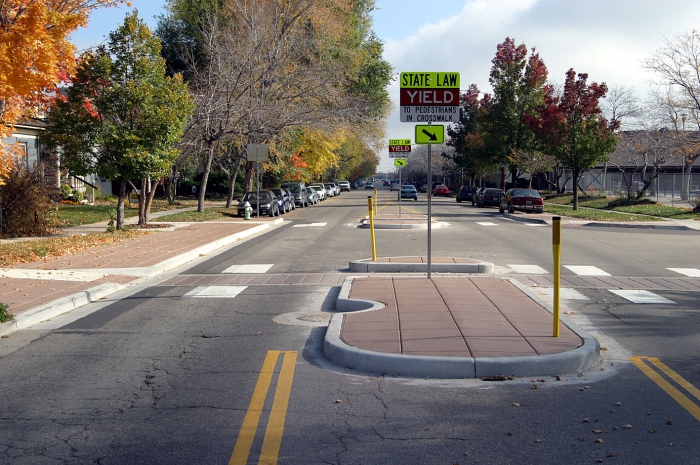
top-left (421, 128), bottom-right (438, 141)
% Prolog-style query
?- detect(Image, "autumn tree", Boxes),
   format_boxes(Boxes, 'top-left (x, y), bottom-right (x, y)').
top-left (482, 38), bottom-right (548, 187)
top-left (44, 11), bottom-right (193, 230)
top-left (167, 0), bottom-right (390, 211)
top-left (0, 0), bottom-right (127, 183)
top-left (446, 84), bottom-right (491, 184)
top-left (528, 69), bottom-right (618, 209)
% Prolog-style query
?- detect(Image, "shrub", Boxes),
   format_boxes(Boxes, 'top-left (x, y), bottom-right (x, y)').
top-left (73, 189), bottom-right (84, 203)
top-left (0, 163), bottom-right (61, 237)
top-left (60, 184), bottom-right (72, 200)
top-left (0, 302), bottom-right (12, 323)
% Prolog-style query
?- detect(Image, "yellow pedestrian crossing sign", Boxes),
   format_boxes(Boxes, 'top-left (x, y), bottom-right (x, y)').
top-left (394, 158), bottom-right (407, 167)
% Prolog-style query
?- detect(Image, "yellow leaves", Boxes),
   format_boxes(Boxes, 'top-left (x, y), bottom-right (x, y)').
top-left (0, 0), bottom-right (127, 138)
top-left (295, 128), bottom-right (347, 177)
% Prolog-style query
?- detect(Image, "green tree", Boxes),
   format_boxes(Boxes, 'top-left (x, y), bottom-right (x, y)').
top-left (528, 69), bottom-right (618, 209)
top-left (44, 11), bottom-right (193, 230)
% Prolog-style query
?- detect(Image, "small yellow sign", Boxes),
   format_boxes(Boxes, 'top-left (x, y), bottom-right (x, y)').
top-left (394, 158), bottom-right (407, 167)
top-left (389, 139), bottom-right (411, 146)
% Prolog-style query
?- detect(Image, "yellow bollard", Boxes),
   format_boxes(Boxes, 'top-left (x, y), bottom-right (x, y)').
top-left (552, 216), bottom-right (561, 337)
top-left (368, 196), bottom-right (377, 261)
top-left (373, 187), bottom-right (378, 212)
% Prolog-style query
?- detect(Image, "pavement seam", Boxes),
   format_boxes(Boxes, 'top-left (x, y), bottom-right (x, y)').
top-left (431, 278), bottom-right (474, 357)
top-left (390, 277), bottom-right (403, 354)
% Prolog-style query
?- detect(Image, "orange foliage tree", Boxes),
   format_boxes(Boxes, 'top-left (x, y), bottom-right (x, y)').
top-left (0, 0), bottom-right (128, 183)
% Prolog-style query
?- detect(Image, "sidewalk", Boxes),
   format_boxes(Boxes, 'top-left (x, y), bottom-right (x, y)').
top-left (0, 216), bottom-right (281, 334)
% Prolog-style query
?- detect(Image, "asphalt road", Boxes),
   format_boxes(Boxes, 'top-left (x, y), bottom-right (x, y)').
top-left (0, 188), bottom-right (699, 464)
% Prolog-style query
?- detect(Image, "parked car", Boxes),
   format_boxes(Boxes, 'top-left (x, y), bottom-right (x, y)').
top-left (471, 187), bottom-right (485, 206)
top-left (365, 182), bottom-right (374, 189)
top-left (419, 184), bottom-right (429, 193)
top-left (281, 181), bottom-right (308, 207)
top-left (237, 190), bottom-right (280, 217)
top-left (323, 183), bottom-right (337, 197)
top-left (433, 184), bottom-right (450, 196)
top-left (350, 181), bottom-right (357, 190)
top-left (475, 188), bottom-right (505, 208)
top-left (268, 188), bottom-right (293, 213)
top-left (400, 184), bottom-right (418, 201)
top-left (499, 188), bottom-right (544, 213)
top-left (456, 185), bottom-right (478, 203)
top-left (309, 184), bottom-right (326, 201)
top-left (338, 180), bottom-right (351, 192)
top-left (306, 187), bottom-right (319, 205)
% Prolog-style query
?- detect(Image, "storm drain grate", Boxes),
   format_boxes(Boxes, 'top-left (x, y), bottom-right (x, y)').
top-left (296, 314), bottom-right (331, 323)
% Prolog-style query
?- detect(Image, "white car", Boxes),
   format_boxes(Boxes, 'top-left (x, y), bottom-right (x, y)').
top-left (338, 181), bottom-right (351, 192)
top-left (309, 184), bottom-right (326, 201)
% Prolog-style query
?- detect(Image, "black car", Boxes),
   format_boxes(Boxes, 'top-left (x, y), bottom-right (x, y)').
top-left (475, 188), bottom-right (505, 208)
top-left (456, 185), bottom-right (478, 203)
top-left (237, 190), bottom-right (280, 217)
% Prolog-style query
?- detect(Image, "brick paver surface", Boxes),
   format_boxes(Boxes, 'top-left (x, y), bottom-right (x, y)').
top-left (343, 277), bottom-right (582, 358)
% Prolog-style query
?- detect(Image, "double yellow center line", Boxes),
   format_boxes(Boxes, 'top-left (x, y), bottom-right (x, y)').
top-left (631, 356), bottom-right (700, 422)
top-left (229, 351), bottom-right (297, 465)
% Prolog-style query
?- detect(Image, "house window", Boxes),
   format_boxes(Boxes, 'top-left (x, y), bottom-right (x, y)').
top-left (16, 141), bottom-right (28, 166)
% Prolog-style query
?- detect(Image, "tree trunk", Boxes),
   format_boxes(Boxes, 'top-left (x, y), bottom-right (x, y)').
top-left (226, 159), bottom-right (242, 208)
top-left (572, 169), bottom-right (580, 210)
top-left (244, 161), bottom-right (255, 192)
top-left (144, 177), bottom-right (159, 223)
top-left (166, 164), bottom-right (178, 205)
top-left (138, 177), bottom-right (147, 225)
top-left (198, 142), bottom-right (216, 212)
top-left (116, 179), bottom-right (127, 230)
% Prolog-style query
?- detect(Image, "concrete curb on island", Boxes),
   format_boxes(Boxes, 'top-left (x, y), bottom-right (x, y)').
top-left (0, 220), bottom-right (283, 337)
top-left (348, 257), bottom-right (494, 274)
top-left (323, 276), bottom-right (600, 379)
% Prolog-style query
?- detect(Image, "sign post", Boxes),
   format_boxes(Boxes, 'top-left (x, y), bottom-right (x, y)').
top-left (414, 124), bottom-right (444, 279)
top-left (394, 158), bottom-right (407, 217)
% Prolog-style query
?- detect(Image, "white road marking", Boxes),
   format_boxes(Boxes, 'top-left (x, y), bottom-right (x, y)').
top-left (508, 264), bottom-right (549, 274)
top-left (564, 265), bottom-right (611, 276)
top-left (609, 289), bottom-right (676, 304)
top-left (525, 223), bottom-right (546, 227)
top-left (222, 264), bottom-right (274, 274)
top-left (184, 286), bottom-right (247, 298)
top-left (476, 222), bottom-right (498, 226)
top-left (667, 268), bottom-right (700, 277)
top-left (535, 287), bottom-right (590, 300)
top-left (292, 222), bottom-right (327, 228)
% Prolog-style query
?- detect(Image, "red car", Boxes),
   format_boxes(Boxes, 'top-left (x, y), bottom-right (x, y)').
top-left (433, 184), bottom-right (449, 196)
top-left (499, 188), bottom-right (544, 213)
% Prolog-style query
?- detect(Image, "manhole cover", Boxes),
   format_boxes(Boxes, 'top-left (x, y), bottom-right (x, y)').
top-left (296, 314), bottom-right (331, 323)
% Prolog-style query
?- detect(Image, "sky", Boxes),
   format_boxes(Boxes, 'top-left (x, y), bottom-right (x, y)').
top-left (71, 0), bottom-right (700, 173)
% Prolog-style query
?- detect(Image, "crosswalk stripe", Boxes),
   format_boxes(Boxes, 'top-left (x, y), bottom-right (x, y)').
top-left (609, 289), bottom-right (676, 304)
top-left (292, 223), bottom-right (327, 228)
top-left (223, 264), bottom-right (274, 274)
top-left (508, 264), bottom-right (548, 274)
top-left (184, 286), bottom-right (247, 298)
top-left (667, 268), bottom-right (700, 278)
top-left (564, 265), bottom-right (610, 276)
top-left (535, 287), bottom-right (589, 300)
top-left (476, 222), bottom-right (498, 226)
